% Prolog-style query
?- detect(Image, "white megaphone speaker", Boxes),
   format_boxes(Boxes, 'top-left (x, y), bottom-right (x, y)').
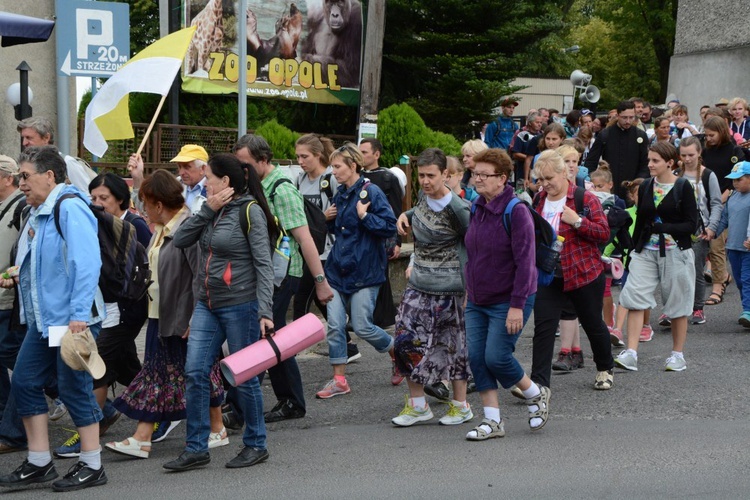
top-left (580, 85), bottom-right (600, 103)
top-left (570, 70), bottom-right (591, 87)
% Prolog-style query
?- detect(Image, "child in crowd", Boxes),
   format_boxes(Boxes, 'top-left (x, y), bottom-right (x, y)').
top-left (709, 161), bottom-right (750, 328)
top-left (608, 178), bottom-right (651, 345)
top-left (446, 156), bottom-right (478, 202)
top-left (523, 122), bottom-right (566, 185)
top-left (669, 105), bottom-right (699, 148)
top-left (589, 163), bottom-right (626, 332)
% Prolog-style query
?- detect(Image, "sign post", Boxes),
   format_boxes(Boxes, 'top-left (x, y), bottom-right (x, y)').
top-left (55, 0), bottom-right (129, 159)
top-left (56, 0), bottom-right (130, 78)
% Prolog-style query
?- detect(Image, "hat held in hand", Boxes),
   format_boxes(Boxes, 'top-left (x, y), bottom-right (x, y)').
top-left (60, 329), bottom-right (105, 379)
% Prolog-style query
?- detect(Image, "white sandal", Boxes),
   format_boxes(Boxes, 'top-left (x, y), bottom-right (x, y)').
top-left (105, 437), bottom-right (151, 458)
top-left (208, 427), bottom-right (229, 449)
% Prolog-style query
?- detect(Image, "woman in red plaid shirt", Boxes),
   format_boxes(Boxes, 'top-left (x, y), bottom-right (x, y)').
top-left (530, 150), bottom-right (616, 391)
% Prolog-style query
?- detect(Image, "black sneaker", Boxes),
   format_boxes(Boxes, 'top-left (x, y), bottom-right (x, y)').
top-left (98, 410), bottom-right (121, 437)
top-left (163, 451), bottom-right (210, 472)
top-left (222, 408), bottom-right (243, 431)
top-left (264, 400), bottom-right (305, 423)
top-left (552, 351), bottom-right (574, 372)
top-left (423, 381), bottom-right (450, 401)
top-left (51, 462), bottom-right (106, 492)
top-left (0, 459), bottom-right (58, 487)
top-left (570, 351), bottom-right (584, 369)
top-left (466, 376), bottom-right (477, 394)
top-left (225, 447), bottom-right (269, 469)
top-left (346, 343), bottom-right (362, 364)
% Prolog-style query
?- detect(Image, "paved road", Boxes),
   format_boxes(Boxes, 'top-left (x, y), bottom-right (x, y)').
top-left (1, 283), bottom-right (749, 499)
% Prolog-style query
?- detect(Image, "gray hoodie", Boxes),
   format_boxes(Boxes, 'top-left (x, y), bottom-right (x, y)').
top-left (173, 195), bottom-right (274, 319)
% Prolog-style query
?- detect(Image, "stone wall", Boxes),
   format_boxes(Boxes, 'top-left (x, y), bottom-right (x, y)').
top-left (668, 0), bottom-right (750, 112)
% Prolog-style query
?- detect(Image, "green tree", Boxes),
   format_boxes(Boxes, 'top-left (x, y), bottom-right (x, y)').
top-left (381, 0), bottom-right (567, 137)
top-left (561, 0), bottom-right (675, 107)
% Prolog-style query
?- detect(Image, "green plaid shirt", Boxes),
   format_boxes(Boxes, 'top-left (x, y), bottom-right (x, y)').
top-left (262, 167), bottom-right (307, 278)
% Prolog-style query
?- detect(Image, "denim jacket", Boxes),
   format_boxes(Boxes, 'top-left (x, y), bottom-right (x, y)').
top-left (18, 184), bottom-right (104, 337)
top-left (325, 176), bottom-right (396, 294)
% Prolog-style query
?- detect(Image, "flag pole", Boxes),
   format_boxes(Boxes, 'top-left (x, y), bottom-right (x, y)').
top-left (135, 93), bottom-right (169, 157)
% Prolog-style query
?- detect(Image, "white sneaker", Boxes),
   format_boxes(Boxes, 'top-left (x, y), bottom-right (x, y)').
top-left (614, 350), bottom-right (638, 371)
top-left (208, 427), bottom-right (229, 449)
top-left (49, 398), bottom-right (68, 421)
top-left (665, 355), bottom-right (686, 372)
top-left (391, 396), bottom-right (434, 427)
top-left (439, 402), bottom-right (473, 425)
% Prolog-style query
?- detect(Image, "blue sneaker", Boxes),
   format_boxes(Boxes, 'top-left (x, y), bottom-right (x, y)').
top-left (53, 432), bottom-right (80, 459)
top-left (152, 421), bottom-right (181, 443)
top-left (739, 312), bottom-right (750, 329)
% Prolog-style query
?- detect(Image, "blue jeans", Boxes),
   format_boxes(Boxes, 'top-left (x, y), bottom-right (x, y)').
top-left (12, 322), bottom-right (102, 427)
top-left (465, 297), bottom-right (535, 391)
top-left (728, 250), bottom-right (750, 312)
top-left (186, 300), bottom-right (265, 452)
top-left (326, 286), bottom-right (394, 365)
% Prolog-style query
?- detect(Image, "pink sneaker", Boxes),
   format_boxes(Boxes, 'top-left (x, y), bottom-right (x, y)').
top-left (315, 378), bottom-right (351, 399)
top-left (608, 326), bottom-right (625, 347)
top-left (639, 324), bottom-right (654, 342)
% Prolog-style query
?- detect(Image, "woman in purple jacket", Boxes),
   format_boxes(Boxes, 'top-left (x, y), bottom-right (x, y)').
top-left (464, 149), bottom-right (550, 441)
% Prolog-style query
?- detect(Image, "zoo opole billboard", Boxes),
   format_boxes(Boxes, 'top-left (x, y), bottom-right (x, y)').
top-left (182, 0), bottom-right (362, 106)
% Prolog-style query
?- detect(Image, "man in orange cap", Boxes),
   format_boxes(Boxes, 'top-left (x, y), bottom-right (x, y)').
top-left (128, 144), bottom-right (209, 215)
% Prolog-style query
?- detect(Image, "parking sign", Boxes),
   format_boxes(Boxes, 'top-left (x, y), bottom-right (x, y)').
top-left (56, 0), bottom-right (130, 77)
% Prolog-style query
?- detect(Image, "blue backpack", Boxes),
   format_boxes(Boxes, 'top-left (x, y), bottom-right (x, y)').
top-left (471, 197), bottom-right (559, 286)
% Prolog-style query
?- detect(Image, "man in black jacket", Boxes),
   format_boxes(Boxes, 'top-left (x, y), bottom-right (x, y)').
top-left (584, 101), bottom-right (649, 200)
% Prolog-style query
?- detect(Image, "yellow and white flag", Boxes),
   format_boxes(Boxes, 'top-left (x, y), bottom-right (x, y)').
top-left (83, 26), bottom-right (196, 158)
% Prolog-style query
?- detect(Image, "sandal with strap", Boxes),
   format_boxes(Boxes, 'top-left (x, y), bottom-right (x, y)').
top-left (705, 290), bottom-right (724, 306)
top-left (105, 436), bottom-right (151, 458)
top-left (465, 418), bottom-right (505, 441)
top-left (526, 385), bottom-right (551, 431)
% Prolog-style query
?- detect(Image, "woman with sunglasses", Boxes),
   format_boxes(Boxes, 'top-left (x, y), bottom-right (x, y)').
top-left (315, 144), bottom-right (397, 399)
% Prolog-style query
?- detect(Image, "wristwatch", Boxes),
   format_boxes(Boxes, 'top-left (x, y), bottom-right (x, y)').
top-left (314, 274), bottom-right (326, 283)
top-left (573, 217), bottom-right (583, 229)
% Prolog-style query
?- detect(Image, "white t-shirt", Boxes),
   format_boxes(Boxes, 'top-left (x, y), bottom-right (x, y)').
top-left (542, 197), bottom-right (566, 232)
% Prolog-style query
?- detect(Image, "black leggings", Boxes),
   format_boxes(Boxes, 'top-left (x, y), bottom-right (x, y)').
top-left (531, 273), bottom-right (614, 388)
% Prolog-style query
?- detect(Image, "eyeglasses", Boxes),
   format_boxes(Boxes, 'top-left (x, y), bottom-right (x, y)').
top-left (470, 172), bottom-right (502, 181)
top-left (18, 171), bottom-right (45, 181)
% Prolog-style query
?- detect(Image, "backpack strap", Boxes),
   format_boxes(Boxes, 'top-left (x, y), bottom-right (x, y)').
top-left (0, 193), bottom-right (24, 226)
top-left (501, 197), bottom-right (521, 237)
top-left (269, 177), bottom-right (293, 205)
top-left (53, 193), bottom-right (86, 239)
top-left (573, 186), bottom-right (586, 216)
top-left (10, 198), bottom-right (27, 231)
top-left (320, 172), bottom-right (334, 202)
top-left (239, 200), bottom-right (258, 235)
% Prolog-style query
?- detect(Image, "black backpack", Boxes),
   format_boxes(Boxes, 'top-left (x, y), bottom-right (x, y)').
top-left (572, 187), bottom-right (634, 256)
top-left (270, 177), bottom-right (327, 254)
top-left (54, 193), bottom-right (152, 303)
top-left (475, 196), bottom-right (560, 286)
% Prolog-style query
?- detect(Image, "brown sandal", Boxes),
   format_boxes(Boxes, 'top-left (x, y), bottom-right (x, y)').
top-left (705, 291), bottom-right (724, 305)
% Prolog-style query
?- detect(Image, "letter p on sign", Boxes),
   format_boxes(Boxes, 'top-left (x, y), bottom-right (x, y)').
top-left (76, 9), bottom-right (113, 60)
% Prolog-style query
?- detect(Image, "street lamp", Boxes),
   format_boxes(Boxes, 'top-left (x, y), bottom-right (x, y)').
top-left (6, 61), bottom-right (33, 120)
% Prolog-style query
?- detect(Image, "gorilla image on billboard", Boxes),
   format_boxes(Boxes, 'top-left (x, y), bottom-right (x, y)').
top-left (183, 0), bottom-right (363, 105)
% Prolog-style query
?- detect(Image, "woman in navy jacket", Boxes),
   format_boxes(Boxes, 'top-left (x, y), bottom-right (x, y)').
top-left (317, 143), bottom-right (397, 399)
